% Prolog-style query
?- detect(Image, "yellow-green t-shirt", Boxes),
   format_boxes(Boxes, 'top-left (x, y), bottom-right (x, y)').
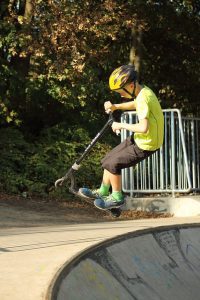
top-left (134, 86), bottom-right (164, 151)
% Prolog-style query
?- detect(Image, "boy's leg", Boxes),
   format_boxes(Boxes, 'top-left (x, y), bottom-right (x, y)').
top-left (79, 169), bottom-right (111, 199)
top-left (93, 169), bottom-right (119, 198)
top-left (94, 169), bottom-right (124, 209)
top-left (95, 137), bottom-right (155, 209)
top-left (103, 169), bottom-right (121, 192)
top-left (94, 138), bottom-right (132, 208)
top-left (103, 170), bottom-right (123, 202)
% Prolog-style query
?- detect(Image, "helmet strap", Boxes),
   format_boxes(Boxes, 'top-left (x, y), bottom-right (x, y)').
top-left (122, 81), bottom-right (136, 99)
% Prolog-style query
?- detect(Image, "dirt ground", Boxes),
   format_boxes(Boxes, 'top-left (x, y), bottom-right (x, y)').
top-left (0, 193), bottom-right (171, 228)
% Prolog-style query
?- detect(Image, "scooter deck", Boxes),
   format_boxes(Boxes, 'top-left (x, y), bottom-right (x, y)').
top-left (93, 198), bottom-right (123, 218)
top-left (100, 207), bottom-right (121, 218)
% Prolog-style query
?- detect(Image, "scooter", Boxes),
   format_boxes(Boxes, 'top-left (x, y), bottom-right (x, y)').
top-left (55, 113), bottom-right (122, 217)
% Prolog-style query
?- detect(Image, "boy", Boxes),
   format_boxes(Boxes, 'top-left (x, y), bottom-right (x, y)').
top-left (80, 64), bottom-right (164, 210)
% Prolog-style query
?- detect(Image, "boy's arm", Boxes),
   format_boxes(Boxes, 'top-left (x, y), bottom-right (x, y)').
top-left (112, 118), bottom-right (149, 134)
top-left (104, 100), bottom-right (136, 113)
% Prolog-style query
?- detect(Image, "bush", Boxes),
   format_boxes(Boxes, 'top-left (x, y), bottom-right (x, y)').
top-left (0, 126), bottom-right (112, 198)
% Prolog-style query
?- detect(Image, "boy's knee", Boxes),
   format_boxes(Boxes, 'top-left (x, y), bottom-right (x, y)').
top-left (101, 159), bottom-right (121, 175)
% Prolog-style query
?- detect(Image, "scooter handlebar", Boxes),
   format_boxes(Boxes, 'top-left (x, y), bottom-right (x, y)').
top-left (108, 112), bottom-right (121, 136)
top-left (55, 112), bottom-right (120, 189)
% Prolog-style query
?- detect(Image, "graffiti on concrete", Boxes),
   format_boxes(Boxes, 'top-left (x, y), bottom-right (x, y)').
top-left (54, 226), bottom-right (200, 300)
top-left (126, 196), bottom-right (167, 212)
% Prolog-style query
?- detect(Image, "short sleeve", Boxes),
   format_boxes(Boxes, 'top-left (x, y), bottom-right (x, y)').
top-left (136, 99), bottom-right (149, 120)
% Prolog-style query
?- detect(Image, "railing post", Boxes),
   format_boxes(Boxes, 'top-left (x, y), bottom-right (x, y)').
top-left (171, 111), bottom-right (176, 197)
top-left (177, 110), bottom-right (192, 192)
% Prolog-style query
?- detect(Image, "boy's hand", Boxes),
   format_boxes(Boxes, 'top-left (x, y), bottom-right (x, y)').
top-left (104, 101), bottom-right (116, 114)
top-left (111, 122), bottom-right (122, 133)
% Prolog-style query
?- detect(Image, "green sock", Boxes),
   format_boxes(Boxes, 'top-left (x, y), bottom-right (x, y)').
top-left (112, 191), bottom-right (123, 202)
top-left (99, 183), bottom-right (110, 196)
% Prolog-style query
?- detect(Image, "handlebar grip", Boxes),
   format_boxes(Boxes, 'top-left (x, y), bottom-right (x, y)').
top-left (116, 130), bottom-right (121, 136)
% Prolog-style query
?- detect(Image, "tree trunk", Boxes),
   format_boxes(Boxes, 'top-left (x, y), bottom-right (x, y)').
top-left (24, 0), bottom-right (33, 22)
top-left (129, 21), bottom-right (142, 80)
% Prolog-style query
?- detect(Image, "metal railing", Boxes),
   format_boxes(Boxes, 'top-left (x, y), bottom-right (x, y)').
top-left (121, 109), bottom-right (200, 196)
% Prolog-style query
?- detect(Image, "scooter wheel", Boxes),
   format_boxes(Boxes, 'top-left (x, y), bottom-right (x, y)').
top-left (110, 208), bottom-right (121, 218)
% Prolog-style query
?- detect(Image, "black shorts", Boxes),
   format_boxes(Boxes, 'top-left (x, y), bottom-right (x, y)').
top-left (101, 135), bottom-right (156, 175)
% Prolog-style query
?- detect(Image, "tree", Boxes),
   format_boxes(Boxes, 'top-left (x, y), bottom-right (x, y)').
top-left (0, 0), bottom-right (199, 133)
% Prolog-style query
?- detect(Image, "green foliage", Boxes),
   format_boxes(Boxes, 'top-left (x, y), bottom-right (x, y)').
top-left (1, 0), bottom-right (199, 132)
top-left (0, 127), bottom-right (34, 193)
top-left (0, 126), bottom-right (111, 197)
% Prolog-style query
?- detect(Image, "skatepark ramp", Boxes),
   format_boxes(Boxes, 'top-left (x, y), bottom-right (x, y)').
top-left (47, 224), bottom-right (200, 300)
